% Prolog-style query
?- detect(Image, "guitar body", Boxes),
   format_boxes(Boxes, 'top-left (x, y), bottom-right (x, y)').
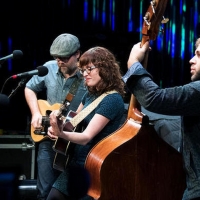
top-left (53, 110), bottom-right (77, 154)
top-left (85, 119), bottom-right (186, 200)
top-left (31, 100), bottom-right (62, 142)
top-left (53, 111), bottom-right (84, 171)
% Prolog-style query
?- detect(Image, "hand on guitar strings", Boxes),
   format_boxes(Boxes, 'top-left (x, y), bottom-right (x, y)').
top-left (31, 112), bottom-right (43, 130)
top-left (48, 110), bottom-right (63, 139)
top-left (127, 41), bottom-right (151, 69)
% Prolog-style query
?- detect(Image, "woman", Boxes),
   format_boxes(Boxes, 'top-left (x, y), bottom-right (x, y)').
top-left (47, 46), bottom-right (125, 200)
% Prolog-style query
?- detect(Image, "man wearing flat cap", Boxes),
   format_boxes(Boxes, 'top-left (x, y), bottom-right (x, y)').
top-left (25, 33), bottom-right (87, 200)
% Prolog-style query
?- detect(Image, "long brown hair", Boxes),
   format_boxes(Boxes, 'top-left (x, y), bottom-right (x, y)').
top-left (79, 46), bottom-right (125, 97)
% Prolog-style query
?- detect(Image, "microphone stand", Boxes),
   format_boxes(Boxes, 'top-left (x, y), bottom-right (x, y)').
top-left (8, 78), bottom-right (27, 99)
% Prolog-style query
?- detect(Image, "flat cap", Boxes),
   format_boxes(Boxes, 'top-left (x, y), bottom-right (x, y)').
top-left (50, 33), bottom-right (80, 57)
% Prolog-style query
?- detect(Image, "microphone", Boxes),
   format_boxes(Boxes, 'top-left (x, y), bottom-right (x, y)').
top-left (0, 94), bottom-right (9, 107)
top-left (11, 66), bottom-right (49, 79)
top-left (0, 50), bottom-right (23, 64)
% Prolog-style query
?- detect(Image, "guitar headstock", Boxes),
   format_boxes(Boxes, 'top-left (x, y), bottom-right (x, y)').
top-left (141, 0), bottom-right (169, 46)
top-left (57, 101), bottom-right (70, 121)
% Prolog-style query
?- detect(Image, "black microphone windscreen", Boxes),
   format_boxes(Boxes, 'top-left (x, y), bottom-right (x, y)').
top-left (37, 66), bottom-right (49, 77)
top-left (0, 94), bottom-right (10, 107)
top-left (13, 50), bottom-right (23, 59)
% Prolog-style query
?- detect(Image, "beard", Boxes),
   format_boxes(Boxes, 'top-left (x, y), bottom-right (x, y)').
top-left (191, 71), bottom-right (200, 81)
top-left (60, 64), bottom-right (77, 76)
top-left (65, 66), bottom-right (77, 75)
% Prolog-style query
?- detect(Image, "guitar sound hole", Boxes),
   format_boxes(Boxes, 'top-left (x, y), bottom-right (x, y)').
top-left (46, 110), bottom-right (52, 116)
top-left (42, 117), bottom-right (50, 126)
top-left (34, 114), bottom-right (51, 136)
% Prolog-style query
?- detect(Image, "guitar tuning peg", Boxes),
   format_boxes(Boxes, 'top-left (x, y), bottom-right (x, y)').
top-left (161, 16), bottom-right (169, 24)
top-left (150, 1), bottom-right (156, 14)
top-left (59, 115), bottom-right (66, 121)
top-left (143, 16), bottom-right (150, 26)
top-left (143, 12), bottom-right (151, 26)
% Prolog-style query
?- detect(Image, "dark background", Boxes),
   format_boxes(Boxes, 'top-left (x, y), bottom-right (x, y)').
top-left (0, 0), bottom-right (199, 133)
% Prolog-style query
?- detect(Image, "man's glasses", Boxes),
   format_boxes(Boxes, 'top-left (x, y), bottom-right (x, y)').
top-left (79, 66), bottom-right (96, 74)
top-left (53, 56), bottom-right (71, 62)
top-left (53, 52), bottom-right (77, 62)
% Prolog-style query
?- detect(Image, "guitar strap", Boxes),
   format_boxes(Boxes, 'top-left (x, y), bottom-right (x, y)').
top-left (64, 76), bottom-right (83, 103)
top-left (69, 90), bottom-right (117, 127)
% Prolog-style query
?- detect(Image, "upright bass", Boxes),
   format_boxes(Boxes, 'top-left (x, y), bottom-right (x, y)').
top-left (84, 1), bottom-right (186, 199)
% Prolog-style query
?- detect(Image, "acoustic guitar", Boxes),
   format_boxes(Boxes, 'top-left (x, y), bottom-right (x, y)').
top-left (52, 110), bottom-right (84, 172)
top-left (84, 0), bottom-right (186, 199)
top-left (31, 99), bottom-right (69, 142)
